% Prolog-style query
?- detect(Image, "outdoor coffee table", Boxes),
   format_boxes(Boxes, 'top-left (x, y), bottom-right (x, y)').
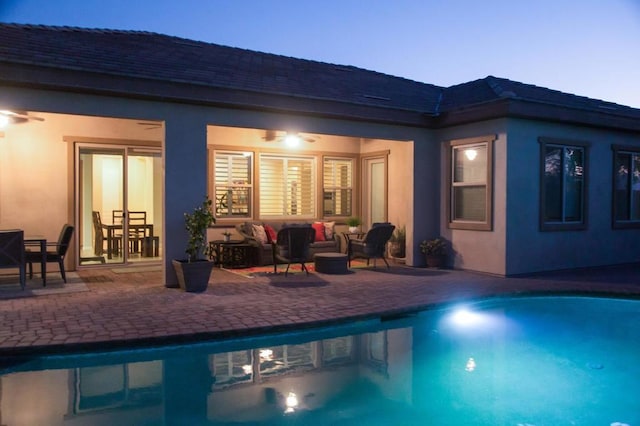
top-left (314, 252), bottom-right (348, 274)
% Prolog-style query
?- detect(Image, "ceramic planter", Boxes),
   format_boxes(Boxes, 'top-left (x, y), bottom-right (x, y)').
top-left (172, 259), bottom-right (214, 293)
top-left (425, 254), bottom-right (445, 268)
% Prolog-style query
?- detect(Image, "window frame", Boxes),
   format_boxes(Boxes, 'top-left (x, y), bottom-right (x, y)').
top-left (538, 137), bottom-right (589, 231)
top-left (612, 144), bottom-right (640, 229)
top-left (447, 135), bottom-right (495, 231)
top-left (211, 150), bottom-right (254, 220)
top-left (258, 153), bottom-right (317, 220)
top-left (322, 156), bottom-right (354, 218)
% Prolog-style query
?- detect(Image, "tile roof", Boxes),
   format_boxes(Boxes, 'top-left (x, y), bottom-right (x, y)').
top-left (0, 24), bottom-right (638, 125)
top-left (441, 75), bottom-right (639, 117)
top-left (0, 23), bottom-right (442, 114)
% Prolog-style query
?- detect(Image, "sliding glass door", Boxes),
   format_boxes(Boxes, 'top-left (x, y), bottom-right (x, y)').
top-left (77, 144), bottom-right (162, 266)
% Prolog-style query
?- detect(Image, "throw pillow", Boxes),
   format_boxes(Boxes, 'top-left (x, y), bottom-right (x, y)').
top-left (312, 222), bottom-right (326, 241)
top-left (323, 221), bottom-right (335, 240)
top-left (264, 224), bottom-right (277, 243)
top-left (252, 224), bottom-right (268, 244)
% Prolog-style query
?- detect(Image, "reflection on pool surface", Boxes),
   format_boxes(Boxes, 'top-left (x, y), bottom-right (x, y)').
top-left (1, 296), bottom-right (639, 425)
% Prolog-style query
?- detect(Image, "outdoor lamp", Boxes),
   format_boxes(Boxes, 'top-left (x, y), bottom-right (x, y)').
top-left (284, 133), bottom-right (301, 147)
top-left (465, 148), bottom-right (477, 161)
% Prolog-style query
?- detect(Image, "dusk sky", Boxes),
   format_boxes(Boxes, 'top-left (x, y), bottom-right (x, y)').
top-left (1, 0), bottom-right (639, 107)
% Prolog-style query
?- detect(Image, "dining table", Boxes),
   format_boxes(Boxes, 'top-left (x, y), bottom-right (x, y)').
top-left (101, 223), bottom-right (154, 259)
top-left (24, 235), bottom-right (47, 286)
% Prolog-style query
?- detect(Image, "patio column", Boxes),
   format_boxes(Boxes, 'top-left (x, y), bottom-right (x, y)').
top-left (164, 113), bottom-right (209, 287)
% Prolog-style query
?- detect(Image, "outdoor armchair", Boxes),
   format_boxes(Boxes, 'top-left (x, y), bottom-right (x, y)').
top-left (0, 229), bottom-right (26, 289)
top-left (348, 222), bottom-right (395, 269)
top-left (272, 225), bottom-right (316, 276)
top-left (26, 224), bottom-right (74, 283)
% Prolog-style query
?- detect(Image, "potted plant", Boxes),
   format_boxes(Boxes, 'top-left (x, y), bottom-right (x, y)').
top-left (389, 225), bottom-right (406, 259)
top-left (172, 196), bottom-right (216, 292)
top-left (346, 216), bottom-right (362, 233)
top-left (222, 230), bottom-right (232, 242)
top-left (420, 237), bottom-right (447, 268)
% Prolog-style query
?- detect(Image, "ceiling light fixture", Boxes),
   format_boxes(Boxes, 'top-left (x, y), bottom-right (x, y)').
top-left (284, 133), bottom-right (301, 147)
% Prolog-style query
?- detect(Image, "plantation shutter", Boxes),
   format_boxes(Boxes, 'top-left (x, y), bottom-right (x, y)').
top-left (260, 155), bottom-right (315, 218)
top-left (214, 151), bottom-right (252, 218)
top-left (323, 157), bottom-right (353, 216)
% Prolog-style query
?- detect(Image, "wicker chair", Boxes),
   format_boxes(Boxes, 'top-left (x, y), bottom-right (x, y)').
top-left (272, 225), bottom-right (316, 276)
top-left (348, 223), bottom-right (395, 269)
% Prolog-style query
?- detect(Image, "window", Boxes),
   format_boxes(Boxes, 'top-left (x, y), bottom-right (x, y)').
top-left (323, 157), bottom-right (353, 216)
top-left (260, 154), bottom-right (315, 218)
top-left (73, 361), bottom-right (162, 413)
top-left (213, 151), bottom-right (252, 219)
top-left (448, 135), bottom-right (494, 230)
top-left (539, 138), bottom-right (588, 231)
top-left (612, 145), bottom-right (640, 228)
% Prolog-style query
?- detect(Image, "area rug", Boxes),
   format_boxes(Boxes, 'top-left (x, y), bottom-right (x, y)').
top-left (0, 272), bottom-right (90, 299)
top-left (223, 259), bottom-right (371, 278)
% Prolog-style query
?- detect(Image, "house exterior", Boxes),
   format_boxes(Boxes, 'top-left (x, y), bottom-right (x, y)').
top-left (1, 23), bottom-right (639, 285)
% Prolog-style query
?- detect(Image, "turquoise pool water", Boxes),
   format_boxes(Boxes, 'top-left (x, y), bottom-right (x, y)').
top-left (1, 296), bottom-right (639, 425)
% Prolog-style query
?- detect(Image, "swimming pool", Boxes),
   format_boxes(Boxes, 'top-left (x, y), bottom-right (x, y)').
top-left (0, 296), bottom-right (638, 425)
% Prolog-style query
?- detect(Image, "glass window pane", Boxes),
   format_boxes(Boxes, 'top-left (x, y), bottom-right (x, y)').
top-left (214, 151), bottom-right (252, 218)
top-left (544, 146), bottom-right (563, 222)
top-left (563, 148), bottom-right (583, 222)
top-left (615, 153), bottom-right (630, 221)
top-left (453, 186), bottom-right (486, 221)
top-left (454, 145), bottom-right (487, 183)
top-left (323, 158), bottom-right (353, 216)
top-left (632, 155), bottom-right (640, 220)
top-left (260, 155), bottom-right (315, 218)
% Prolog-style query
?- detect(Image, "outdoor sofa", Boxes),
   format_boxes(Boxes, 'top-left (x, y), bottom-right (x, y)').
top-left (235, 221), bottom-right (340, 266)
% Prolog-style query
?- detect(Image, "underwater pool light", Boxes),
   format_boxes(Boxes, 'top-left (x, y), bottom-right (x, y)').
top-left (451, 307), bottom-right (482, 326)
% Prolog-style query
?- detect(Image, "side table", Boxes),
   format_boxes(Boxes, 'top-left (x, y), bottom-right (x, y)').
top-left (340, 231), bottom-right (365, 252)
top-left (209, 240), bottom-right (254, 268)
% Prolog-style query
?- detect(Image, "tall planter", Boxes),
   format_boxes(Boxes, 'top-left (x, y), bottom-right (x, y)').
top-left (172, 259), bottom-right (214, 293)
top-left (425, 254), bottom-right (445, 268)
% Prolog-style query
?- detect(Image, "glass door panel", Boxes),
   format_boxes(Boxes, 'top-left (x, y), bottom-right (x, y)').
top-left (126, 148), bottom-right (162, 262)
top-left (363, 157), bottom-right (387, 228)
top-left (77, 145), bottom-right (162, 266)
top-left (78, 147), bottom-right (125, 265)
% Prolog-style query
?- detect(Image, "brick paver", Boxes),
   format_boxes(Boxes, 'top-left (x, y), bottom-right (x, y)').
top-left (1, 263), bottom-right (640, 356)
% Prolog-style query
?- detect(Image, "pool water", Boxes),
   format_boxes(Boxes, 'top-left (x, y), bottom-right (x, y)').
top-left (1, 296), bottom-right (639, 425)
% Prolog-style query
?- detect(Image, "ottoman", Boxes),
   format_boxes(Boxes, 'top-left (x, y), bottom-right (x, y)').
top-left (314, 252), bottom-right (348, 274)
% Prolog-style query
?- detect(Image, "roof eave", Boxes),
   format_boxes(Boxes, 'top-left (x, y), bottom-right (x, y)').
top-left (432, 98), bottom-right (640, 133)
top-left (0, 62), bottom-right (432, 128)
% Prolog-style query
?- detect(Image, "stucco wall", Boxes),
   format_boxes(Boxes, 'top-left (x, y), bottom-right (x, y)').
top-left (436, 120), bottom-right (508, 275)
top-left (1, 85), bottom-right (439, 284)
top-left (505, 118), bottom-right (640, 274)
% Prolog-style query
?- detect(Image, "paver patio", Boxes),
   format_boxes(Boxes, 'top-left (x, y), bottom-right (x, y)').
top-left (1, 262), bottom-right (640, 356)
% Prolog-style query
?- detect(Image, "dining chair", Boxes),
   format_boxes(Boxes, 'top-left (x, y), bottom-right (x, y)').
top-left (0, 229), bottom-right (26, 289)
top-left (127, 211), bottom-right (147, 255)
top-left (26, 224), bottom-right (74, 283)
